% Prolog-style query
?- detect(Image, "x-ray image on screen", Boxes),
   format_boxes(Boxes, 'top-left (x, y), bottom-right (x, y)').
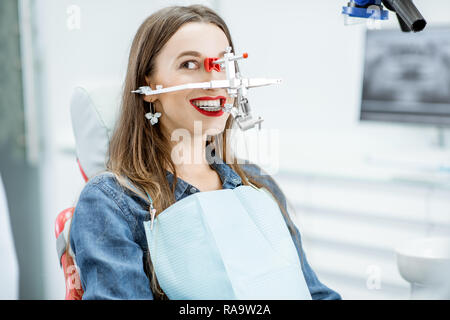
top-left (360, 27), bottom-right (450, 126)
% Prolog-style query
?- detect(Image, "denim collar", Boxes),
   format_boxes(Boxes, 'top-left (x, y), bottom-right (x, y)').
top-left (165, 159), bottom-right (243, 202)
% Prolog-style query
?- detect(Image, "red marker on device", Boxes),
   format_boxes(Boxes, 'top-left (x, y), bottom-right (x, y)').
top-left (204, 52), bottom-right (248, 72)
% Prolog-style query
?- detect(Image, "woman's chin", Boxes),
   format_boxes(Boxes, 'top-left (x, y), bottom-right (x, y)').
top-left (197, 117), bottom-right (228, 135)
top-left (203, 126), bottom-right (226, 136)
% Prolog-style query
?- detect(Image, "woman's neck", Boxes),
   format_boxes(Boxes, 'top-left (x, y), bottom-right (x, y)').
top-left (166, 133), bottom-right (222, 190)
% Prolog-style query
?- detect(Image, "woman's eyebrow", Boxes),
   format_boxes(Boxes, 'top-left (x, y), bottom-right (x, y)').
top-left (175, 50), bottom-right (227, 60)
top-left (176, 50), bottom-right (201, 59)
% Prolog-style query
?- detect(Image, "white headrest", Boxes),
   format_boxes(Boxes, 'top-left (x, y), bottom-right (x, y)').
top-left (70, 84), bottom-right (122, 179)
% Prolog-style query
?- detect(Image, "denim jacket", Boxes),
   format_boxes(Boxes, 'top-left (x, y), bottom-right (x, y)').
top-left (70, 161), bottom-right (342, 300)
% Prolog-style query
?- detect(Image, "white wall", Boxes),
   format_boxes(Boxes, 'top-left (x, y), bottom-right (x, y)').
top-left (219, 0), bottom-right (450, 173)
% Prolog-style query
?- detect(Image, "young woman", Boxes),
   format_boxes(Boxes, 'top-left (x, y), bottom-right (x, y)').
top-left (69, 4), bottom-right (341, 300)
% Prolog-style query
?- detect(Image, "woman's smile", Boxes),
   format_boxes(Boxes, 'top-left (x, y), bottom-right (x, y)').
top-left (189, 96), bottom-right (226, 117)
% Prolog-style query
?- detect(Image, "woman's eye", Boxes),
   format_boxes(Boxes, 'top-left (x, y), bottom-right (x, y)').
top-left (181, 60), bottom-right (198, 70)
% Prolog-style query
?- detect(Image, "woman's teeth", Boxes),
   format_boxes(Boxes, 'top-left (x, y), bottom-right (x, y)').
top-left (192, 100), bottom-right (222, 111)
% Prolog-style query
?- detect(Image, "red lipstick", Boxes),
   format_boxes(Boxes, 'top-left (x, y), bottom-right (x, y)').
top-left (189, 96), bottom-right (226, 117)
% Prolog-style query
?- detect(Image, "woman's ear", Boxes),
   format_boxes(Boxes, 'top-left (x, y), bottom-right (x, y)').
top-left (142, 93), bottom-right (154, 103)
top-left (143, 75), bottom-right (157, 103)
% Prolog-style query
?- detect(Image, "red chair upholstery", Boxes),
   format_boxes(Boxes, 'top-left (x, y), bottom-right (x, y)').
top-left (55, 159), bottom-right (88, 299)
top-left (55, 207), bottom-right (83, 300)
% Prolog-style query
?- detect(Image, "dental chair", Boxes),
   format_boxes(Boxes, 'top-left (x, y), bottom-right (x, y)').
top-left (55, 84), bottom-right (122, 299)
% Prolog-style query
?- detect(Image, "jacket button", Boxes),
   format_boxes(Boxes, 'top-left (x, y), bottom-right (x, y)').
top-left (190, 187), bottom-right (197, 194)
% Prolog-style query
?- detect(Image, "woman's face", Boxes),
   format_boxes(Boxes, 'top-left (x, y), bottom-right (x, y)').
top-left (144, 22), bottom-right (234, 138)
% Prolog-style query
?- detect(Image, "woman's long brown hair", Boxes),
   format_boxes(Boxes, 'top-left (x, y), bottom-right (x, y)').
top-left (71, 4), bottom-right (303, 300)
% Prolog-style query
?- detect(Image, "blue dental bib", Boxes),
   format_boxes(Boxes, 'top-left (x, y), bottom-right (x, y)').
top-left (143, 184), bottom-right (312, 300)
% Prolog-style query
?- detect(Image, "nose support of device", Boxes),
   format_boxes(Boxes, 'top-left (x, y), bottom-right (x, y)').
top-left (204, 52), bottom-right (249, 73)
top-left (204, 58), bottom-right (221, 72)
